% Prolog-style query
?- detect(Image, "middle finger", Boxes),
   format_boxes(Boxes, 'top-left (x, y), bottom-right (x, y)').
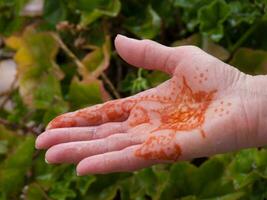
top-left (45, 132), bottom-right (145, 163)
top-left (36, 122), bottom-right (128, 149)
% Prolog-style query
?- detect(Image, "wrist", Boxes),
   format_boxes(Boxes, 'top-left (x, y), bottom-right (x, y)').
top-left (246, 75), bottom-right (267, 147)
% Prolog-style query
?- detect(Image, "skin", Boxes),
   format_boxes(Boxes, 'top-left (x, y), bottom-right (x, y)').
top-left (35, 35), bottom-right (267, 175)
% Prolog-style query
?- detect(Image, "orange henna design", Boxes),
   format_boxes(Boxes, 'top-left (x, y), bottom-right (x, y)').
top-left (135, 133), bottom-right (181, 161)
top-left (48, 116), bottom-right (78, 128)
top-left (122, 99), bottom-right (137, 112)
top-left (101, 102), bottom-right (126, 121)
top-left (48, 99), bottom-right (138, 128)
top-left (155, 77), bottom-right (216, 131)
top-left (128, 106), bottom-right (150, 127)
top-left (77, 111), bottom-right (103, 124)
top-left (135, 76), bottom-right (216, 160)
top-left (213, 101), bottom-right (232, 117)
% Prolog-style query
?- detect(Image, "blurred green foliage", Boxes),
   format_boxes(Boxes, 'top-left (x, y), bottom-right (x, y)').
top-left (1, 0), bottom-right (267, 199)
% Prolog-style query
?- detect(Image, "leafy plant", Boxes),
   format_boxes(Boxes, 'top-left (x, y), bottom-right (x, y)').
top-left (1, 0), bottom-right (267, 199)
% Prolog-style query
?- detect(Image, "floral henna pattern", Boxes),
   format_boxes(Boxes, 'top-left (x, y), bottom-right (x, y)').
top-left (135, 76), bottom-right (217, 161)
top-left (48, 99), bottom-right (137, 128)
top-left (135, 133), bottom-right (181, 161)
top-left (128, 106), bottom-right (150, 127)
top-left (155, 77), bottom-right (217, 132)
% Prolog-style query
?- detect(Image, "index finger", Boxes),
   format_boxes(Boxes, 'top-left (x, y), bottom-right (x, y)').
top-left (46, 98), bottom-right (136, 130)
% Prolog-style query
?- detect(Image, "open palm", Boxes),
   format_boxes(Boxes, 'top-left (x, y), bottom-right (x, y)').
top-left (36, 35), bottom-right (265, 175)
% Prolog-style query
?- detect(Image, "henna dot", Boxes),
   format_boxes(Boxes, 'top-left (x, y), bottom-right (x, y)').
top-left (194, 76), bottom-right (197, 79)
top-left (219, 114), bottom-right (223, 117)
top-left (227, 103), bottom-right (232, 106)
top-left (214, 109), bottom-right (218, 112)
top-left (204, 77), bottom-right (207, 81)
top-left (196, 67), bottom-right (199, 70)
top-left (226, 111), bottom-right (229, 115)
top-left (200, 73), bottom-right (204, 77)
top-left (220, 101), bottom-right (224, 105)
top-left (206, 69), bottom-right (208, 72)
top-left (199, 80), bottom-right (202, 84)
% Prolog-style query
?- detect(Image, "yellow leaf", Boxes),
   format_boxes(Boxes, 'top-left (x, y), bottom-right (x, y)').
top-left (5, 36), bottom-right (23, 50)
top-left (82, 35), bottom-right (111, 79)
top-left (15, 46), bottom-right (33, 68)
top-left (10, 27), bottom-right (65, 108)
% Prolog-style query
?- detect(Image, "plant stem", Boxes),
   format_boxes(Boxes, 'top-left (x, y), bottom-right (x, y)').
top-left (101, 73), bottom-right (121, 99)
top-left (52, 33), bottom-right (120, 99)
top-left (0, 90), bottom-right (10, 97)
top-left (0, 118), bottom-right (40, 135)
top-left (52, 33), bottom-right (85, 71)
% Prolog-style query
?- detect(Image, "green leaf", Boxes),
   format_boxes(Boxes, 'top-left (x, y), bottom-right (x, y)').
top-left (172, 34), bottom-right (230, 61)
top-left (146, 71), bottom-right (170, 87)
top-left (195, 157), bottom-right (229, 197)
top-left (24, 183), bottom-right (47, 200)
top-left (43, 0), bottom-right (68, 25)
top-left (228, 1), bottom-right (261, 27)
top-left (50, 183), bottom-right (76, 200)
top-left (174, 0), bottom-right (210, 31)
top-left (198, 0), bottom-right (230, 41)
top-left (76, 175), bottom-right (96, 196)
top-left (205, 191), bottom-right (245, 200)
top-left (174, 0), bottom-right (200, 8)
top-left (0, 125), bottom-right (21, 157)
top-left (0, 135), bottom-right (35, 199)
top-left (120, 69), bottom-right (149, 94)
top-left (6, 28), bottom-right (69, 124)
top-left (225, 149), bottom-right (267, 190)
top-left (248, 179), bottom-right (267, 199)
top-left (0, 140), bottom-right (8, 155)
top-left (7, 91), bottom-right (28, 124)
top-left (68, 78), bottom-right (103, 109)
top-left (159, 162), bottom-right (198, 199)
top-left (131, 168), bottom-right (158, 199)
top-left (80, 0), bottom-right (121, 26)
top-left (181, 196), bottom-right (197, 200)
top-left (81, 35), bottom-right (111, 78)
top-left (86, 173), bottom-right (130, 199)
top-left (124, 4), bottom-right (161, 39)
top-left (229, 48), bottom-right (267, 75)
top-left (0, 0), bottom-right (29, 35)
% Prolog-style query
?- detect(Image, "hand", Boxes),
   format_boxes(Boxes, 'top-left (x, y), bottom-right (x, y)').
top-left (35, 35), bottom-right (267, 175)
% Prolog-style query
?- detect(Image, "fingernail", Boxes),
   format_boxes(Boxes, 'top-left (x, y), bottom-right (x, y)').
top-left (76, 171), bottom-right (81, 176)
top-left (45, 158), bottom-right (50, 164)
top-left (116, 34), bottom-right (131, 40)
top-left (45, 124), bottom-right (51, 130)
top-left (116, 34), bottom-right (125, 38)
top-left (35, 141), bottom-right (39, 149)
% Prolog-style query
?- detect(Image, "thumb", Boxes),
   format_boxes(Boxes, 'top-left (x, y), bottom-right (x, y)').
top-left (114, 35), bottom-right (179, 75)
